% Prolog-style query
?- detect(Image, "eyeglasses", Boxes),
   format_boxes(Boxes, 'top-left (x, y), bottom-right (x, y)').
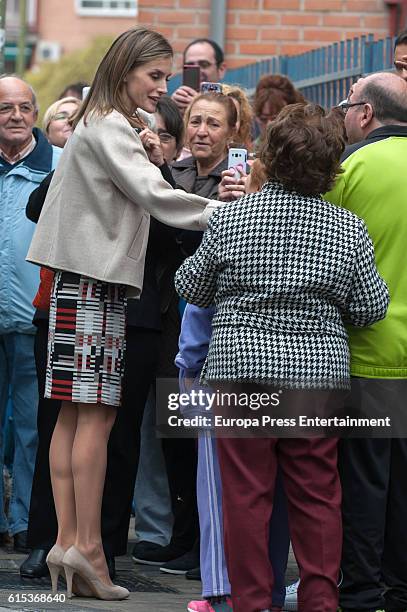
top-left (394, 60), bottom-right (407, 72)
top-left (184, 60), bottom-right (217, 70)
top-left (257, 113), bottom-right (275, 124)
top-left (0, 102), bottom-right (36, 115)
top-left (158, 131), bottom-right (175, 143)
top-left (52, 111), bottom-right (73, 122)
top-left (338, 101), bottom-right (368, 115)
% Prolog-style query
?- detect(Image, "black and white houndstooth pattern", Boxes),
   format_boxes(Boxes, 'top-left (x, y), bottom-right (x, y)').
top-left (175, 180), bottom-right (389, 390)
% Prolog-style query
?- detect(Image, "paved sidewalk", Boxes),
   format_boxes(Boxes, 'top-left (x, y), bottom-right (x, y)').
top-left (0, 527), bottom-right (299, 612)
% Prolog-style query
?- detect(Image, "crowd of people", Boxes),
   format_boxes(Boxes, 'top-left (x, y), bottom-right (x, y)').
top-left (0, 24), bottom-right (407, 612)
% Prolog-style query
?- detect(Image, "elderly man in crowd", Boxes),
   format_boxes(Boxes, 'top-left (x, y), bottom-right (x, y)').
top-left (172, 38), bottom-right (226, 113)
top-left (325, 71), bottom-right (407, 612)
top-left (0, 76), bottom-right (60, 552)
top-left (394, 29), bottom-right (407, 81)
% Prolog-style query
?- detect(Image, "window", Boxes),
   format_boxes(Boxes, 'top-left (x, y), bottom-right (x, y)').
top-left (75, 0), bottom-right (138, 17)
top-left (5, 0), bottom-right (37, 29)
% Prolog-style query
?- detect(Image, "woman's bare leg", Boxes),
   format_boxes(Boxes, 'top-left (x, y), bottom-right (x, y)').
top-left (49, 401), bottom-right (78, 550)
top-left (72, 402), bottom-right (117, 585)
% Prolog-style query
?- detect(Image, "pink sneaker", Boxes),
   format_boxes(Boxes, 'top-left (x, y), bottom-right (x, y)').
top-left (187, 601), bottom-right (210, 612)
top-left (187, 597), bottom-right (233, 611)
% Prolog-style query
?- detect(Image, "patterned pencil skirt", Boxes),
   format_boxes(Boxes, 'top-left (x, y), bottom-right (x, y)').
top-left (45, 271), bottom-right (127, 407)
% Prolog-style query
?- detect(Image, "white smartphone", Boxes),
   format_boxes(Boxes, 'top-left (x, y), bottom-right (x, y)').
top-left (82, 86), bottom-right (90, 100)
top-left (228, 147), bottom-right (248, 179)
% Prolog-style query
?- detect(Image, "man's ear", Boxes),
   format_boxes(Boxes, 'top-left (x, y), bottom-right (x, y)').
top-left (360, 103), bottom-right (374, 129)
top-left (218, 62), bottom-right (226, 80)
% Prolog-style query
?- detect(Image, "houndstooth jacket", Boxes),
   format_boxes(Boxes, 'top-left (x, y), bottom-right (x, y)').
top-left (174, 180), bottom-right (389, 390)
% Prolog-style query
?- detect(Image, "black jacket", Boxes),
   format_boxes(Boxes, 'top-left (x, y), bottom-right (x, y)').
top-left (341, 125), bottom-right (407, 161)
top-left (171, 156), bottom-right (227, 257)
top-left (171, 155), bottom-right (228, 199)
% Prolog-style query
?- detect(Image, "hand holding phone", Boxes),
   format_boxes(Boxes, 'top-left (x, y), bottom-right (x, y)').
top-left (218, 168), bottom-right (248, 202)
top-left (172, 86), bottom-right (197, 112)
top-left (183, 64), bottom-right (201, 92)
top-left (228, 148), bottom-right (248, 179)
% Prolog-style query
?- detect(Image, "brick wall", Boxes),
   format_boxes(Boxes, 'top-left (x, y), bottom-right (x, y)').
top-left (36, 0), bottom-right (137, 56)
top-left (139, 0), bottom-right (389, 68)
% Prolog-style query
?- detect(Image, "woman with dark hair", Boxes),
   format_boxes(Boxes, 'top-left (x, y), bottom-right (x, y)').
top-left (26, 27), bottom-right (220, 600)
top-left (132, 95), bottom-right (190, 563)
top-left (175, 103), bottom-right (389, 612)
top-left (155, 95), bottom-right (185, 161)
top-left (136, 92), bottom-right (239, 575)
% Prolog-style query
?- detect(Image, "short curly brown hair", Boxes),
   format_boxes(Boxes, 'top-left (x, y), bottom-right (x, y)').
top-left (260, 103), bottom-right (345, 196)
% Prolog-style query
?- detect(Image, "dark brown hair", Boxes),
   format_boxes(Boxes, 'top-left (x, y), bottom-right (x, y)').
top-left (260, 103), bottom-right (345, 196)
top-left (183, 38), bottom-right (224, 66)
top-left (72, 27), bottom-right (173, 130)
top-left (395, 29), bottom-right (407, 49)
top-left (254, 74), bottom-right (305, 119)
top-left (156, 95), bottom-right (184, 151)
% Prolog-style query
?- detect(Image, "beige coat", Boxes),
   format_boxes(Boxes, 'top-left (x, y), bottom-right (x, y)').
top-left (26, 110), bottom-right (218, 297)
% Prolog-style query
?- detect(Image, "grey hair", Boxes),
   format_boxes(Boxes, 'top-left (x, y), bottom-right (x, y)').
top-left (0, 73), bottom-right (38, 111)
top-left (360, 75), bottom-right (407, 124)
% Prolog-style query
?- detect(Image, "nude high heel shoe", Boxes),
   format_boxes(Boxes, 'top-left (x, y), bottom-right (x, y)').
top-left (62, 546), bottom-right (129, 600)
top-left (46, 544), bottom-right (65, 595)
top-left (46, 544), bottom-right (92, 597)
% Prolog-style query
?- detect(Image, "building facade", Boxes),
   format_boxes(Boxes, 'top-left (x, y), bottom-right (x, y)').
top-left (137, 0), bottom-right (401, 69)
top-left (35, 0), bottom-right (138, 61)
top-left (4, 0), bottom-right (138, 69)
top-left (5, 0), bottom-right (406, 71)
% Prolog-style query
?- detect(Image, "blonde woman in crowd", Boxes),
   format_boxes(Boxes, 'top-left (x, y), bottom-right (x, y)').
top-left (42, 97), bottom-right (80, 148)
top-left (222, 83), bottom-right (254, 151)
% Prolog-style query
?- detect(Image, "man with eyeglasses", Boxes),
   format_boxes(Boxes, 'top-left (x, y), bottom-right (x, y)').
top-left (172, 38), bottom-right (226, 114)
top-left (394, 29), bottom-right (407, 81)
top-left (0, 76), bottom-right (61, 554)
top-left (325, 71), bottom-right (407, 612)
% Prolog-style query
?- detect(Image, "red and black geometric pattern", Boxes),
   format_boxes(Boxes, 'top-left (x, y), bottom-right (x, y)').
top-left (45, 271), bottom-right (126, 407)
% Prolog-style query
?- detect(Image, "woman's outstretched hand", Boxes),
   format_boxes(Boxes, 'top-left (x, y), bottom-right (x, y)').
top-left (218, 167), bottom-right (248, 201)
top-left (139, 128), bottom-right (165, 167)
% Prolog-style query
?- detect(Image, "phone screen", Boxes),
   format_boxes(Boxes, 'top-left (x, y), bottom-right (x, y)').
top-left (82, 86), bottom-right (90, 100)
top-left (228, 148), bottom-right (248, 179)
top-left (200, 82), bottom-right (223, 94)
top-left (183, 65), bottom-right (201, 91)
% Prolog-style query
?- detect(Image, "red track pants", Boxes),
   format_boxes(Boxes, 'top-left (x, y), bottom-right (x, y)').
top-left (217, 437), bottom-right (342, 612)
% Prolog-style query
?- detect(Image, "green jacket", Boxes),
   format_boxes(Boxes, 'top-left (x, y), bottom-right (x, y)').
top-left (325, 125), bottom-right (407, 378)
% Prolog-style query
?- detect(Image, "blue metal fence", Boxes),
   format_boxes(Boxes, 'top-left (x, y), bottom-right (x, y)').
top-left (168, 33), bottom-right (395, 107)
